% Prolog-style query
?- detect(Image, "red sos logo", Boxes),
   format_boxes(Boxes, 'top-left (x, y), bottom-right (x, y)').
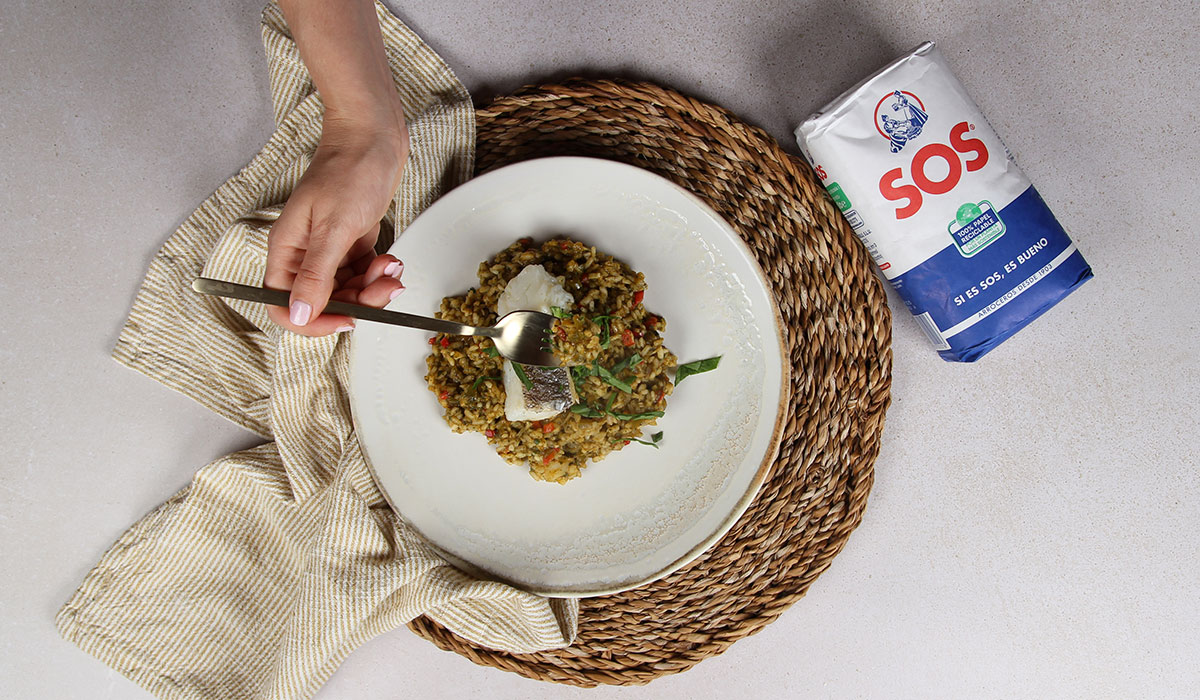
top-left (879, 122), bottom-right (988, 219)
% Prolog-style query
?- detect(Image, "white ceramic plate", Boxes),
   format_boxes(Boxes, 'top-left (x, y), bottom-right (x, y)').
top-left (349, 157), bottom-right (788, 597)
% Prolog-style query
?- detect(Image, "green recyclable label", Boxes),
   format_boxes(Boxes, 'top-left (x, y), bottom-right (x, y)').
top-left (948, 200), bottom-right (1005, 257)
top-left (825, 182), bottom-right (852, 212)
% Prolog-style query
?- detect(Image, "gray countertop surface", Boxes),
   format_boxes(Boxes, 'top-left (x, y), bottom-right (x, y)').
top-left (3, 1), bottom-right (1197, 698)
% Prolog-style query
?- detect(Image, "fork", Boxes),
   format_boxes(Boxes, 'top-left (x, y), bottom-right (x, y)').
top-left (191, 278), bottom-right (560, 367)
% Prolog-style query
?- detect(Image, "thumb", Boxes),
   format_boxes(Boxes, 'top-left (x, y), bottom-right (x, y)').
top-left (287, 223), bottom-right (348, 327)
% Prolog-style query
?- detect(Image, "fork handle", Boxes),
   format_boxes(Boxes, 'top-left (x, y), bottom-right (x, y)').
top-left (192, 278), bottom-right (496, 337)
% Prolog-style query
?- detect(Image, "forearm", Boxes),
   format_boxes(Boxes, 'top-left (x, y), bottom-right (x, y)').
top-left (277, 0), bottom-right (405, 143)
top-left (265, 0), bottom-right (411, 334)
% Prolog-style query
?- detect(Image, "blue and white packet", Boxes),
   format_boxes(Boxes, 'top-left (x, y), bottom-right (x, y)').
top-left (795, 42), bottom-right (1092, 362)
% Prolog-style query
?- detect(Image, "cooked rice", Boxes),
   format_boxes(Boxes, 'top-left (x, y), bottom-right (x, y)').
top-left (425, 237), bottom-right (676, 483)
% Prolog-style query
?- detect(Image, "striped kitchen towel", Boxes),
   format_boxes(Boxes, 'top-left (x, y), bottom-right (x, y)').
top-left (54, 3), bottom-right (578, 699)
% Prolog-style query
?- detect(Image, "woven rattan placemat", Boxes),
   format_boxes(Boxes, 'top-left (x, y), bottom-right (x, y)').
top-left (408, 79), bottom-right (893, 686)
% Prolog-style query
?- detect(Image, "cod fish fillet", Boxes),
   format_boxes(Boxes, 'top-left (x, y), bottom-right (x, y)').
top-left (497, 264), bottom-right (577, 421)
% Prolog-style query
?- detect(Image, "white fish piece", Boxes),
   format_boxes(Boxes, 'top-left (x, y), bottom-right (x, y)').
top-left (498, 265), bottom-right (577, 421)
top-left (502, 363), bottom-right (577, 422)
top-left (496, 264), bottom-right (573, 317)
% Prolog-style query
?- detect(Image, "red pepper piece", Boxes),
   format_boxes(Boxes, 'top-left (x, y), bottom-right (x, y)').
top-left (542, 448), bottom-right (561, 465)
top-left (542, 422), bottom-right (555, 434)
top-left (438, 390), bottom-right (449, 402)
top-left (633, 290), bottom-right (644, 305)
top-left (439, 337), bottom-right (450, 348)
top-left (485, 429), bottom-right (495, 438)
top-left (621, 329), bottom-right (635, 347)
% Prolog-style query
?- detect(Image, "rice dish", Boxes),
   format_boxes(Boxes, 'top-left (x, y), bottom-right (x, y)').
top-left (425, 237), bottom-right (676, 483)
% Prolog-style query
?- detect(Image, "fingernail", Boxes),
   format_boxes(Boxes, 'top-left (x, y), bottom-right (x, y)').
top-left (335, 324), bottom-right (355, 333)
top-left (384, 260), bottom-right (404, 278)
top-left (290, 300), bottom-right (312, 326)
top-left (388, 285), bottom-right (405, 301)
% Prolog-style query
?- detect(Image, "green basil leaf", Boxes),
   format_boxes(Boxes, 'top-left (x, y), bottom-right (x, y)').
top-left (610, 352), bottom-right (643, 376)
top-left (651, 431), bottom-right (663, 443)
top-left (569, 396), bottom-right (663, 423)
top-left (483, 345), bottom-right (500, 357)
top-left (569, 404), bottom-right (606, 418)
top-left (674, 356), bottom-right (722, 385)
top-left (569, 365), bottom-right (593, 388)
top-left (595, 362), bottom-right (633, 394)
top-left (612, 409), bottom-right (665, 421)
top-left (593, 315), bottom-right (613, 349)
top-left (511, 362), bottom-right (534, 390)
top-left (549, 306), bottom-right (571, 319)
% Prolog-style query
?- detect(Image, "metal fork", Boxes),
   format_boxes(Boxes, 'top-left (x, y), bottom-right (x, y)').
top-left (192, 278), bottom-right (559, 367)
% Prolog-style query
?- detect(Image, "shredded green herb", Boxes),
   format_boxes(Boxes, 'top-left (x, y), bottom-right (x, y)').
top-left (483, 345), bottom-right (500, 357)
top-left (570, 365), bottom-right (594, 387)
top-left (569, 400), bottom-right (664, 422)
top-left (549, 306), bottom-right (571, 319)
top-left (612, 409), bottom-right (665, 421)
top-left (595, 362), bottom-right (633, 393)
top-left (674, 356), bottom-right (722, 385)
top-left (610, 352), bottom-right (643, 376)
top-left (569, 404), bottom-right (607, 418)
top-left (593, 315), bottom-right (613, 349)
top-left (622, 431), bottom-right (664, 448)
top-left (468, 375), bottom-right (501, 395)
top-left (511, 362), bottom-right (534, 390)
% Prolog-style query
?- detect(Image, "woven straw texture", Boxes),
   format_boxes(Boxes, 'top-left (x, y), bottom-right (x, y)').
top-left (407, 79), bottom-right (893, 686)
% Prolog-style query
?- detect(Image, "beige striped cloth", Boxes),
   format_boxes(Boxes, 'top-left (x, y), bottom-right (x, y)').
top-left (55, 3), bottom-right (578, 698)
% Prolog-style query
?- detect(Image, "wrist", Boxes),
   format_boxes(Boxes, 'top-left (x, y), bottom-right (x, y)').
top-left (322, 98), bottom-right (408, 159)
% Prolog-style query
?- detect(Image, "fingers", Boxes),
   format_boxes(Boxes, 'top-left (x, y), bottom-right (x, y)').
top-left (334, 228), bottom-right (382, 285)
top-left (265, 203), bottom-right (312, 333)
top-left (345, 224), bottom-right (381, 273)
top-left (339, 255), bottom-right (405, 306)
top-left (272, 310), bottom-right (353, 337)
top-left (287, 221), bottom-right (390, 333)
top-left (265, 254), bottom-right (404, 338)
top-left (369, 251), bottom-right (404, 286)
top-left (334, 266), bottom-right (356, 286)
top-left (288, 219), bottom-right (349, 326)
top-left (357, 254), bottom-right (405, 308)
top-left (265, 203), bottom-right (310, 291)
top-left (265, 209), bottom-right (376, 336)
top-left (290, 255), bottom-right (403, 336)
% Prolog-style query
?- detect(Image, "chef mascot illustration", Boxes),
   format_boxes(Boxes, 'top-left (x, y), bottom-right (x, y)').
top-left (879, 90), bottom-right (929, 153)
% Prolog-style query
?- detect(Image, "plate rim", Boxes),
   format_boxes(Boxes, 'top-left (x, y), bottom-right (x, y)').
top-left (349, 155), bottom-right (792, 597)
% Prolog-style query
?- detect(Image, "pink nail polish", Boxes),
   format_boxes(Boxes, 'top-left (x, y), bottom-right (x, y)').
top-left (384, 260), bottom-right (404, 278)
top-left (388, 285), bottom-right (405, 301)
top-left (335, 324), bottom-right (355, 333)
top-left (290, 300), bottom-right (312, 326)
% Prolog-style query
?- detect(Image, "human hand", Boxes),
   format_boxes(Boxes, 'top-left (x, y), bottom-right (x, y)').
top-left (265, 115), bottom-right (410, 336)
